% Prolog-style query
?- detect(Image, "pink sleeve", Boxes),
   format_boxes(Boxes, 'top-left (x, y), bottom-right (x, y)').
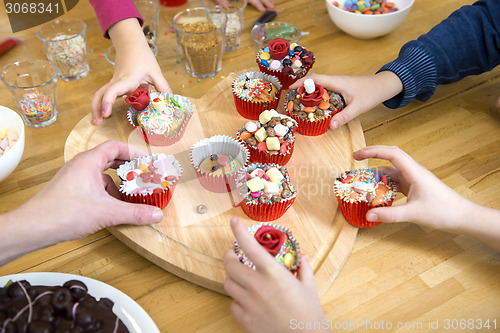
top-left (89, 0), bottom-right (144, 39)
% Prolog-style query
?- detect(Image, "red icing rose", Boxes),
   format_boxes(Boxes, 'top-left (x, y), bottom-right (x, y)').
top-left (125, 88), bottom-right (150, 111)
top-left (298, 83), bottom-right (325, 107)
top-left (268, 38), bottom-right (290, 61)
top-left (254, 226), bottom-right (286, 256)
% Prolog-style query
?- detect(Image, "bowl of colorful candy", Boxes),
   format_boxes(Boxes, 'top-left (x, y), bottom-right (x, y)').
top-left (325, 0), bottom-right (414, 39)
top-left (0, 106), bottom-right (25, 183)
top-left (251, 22), bottom-right (303, 52)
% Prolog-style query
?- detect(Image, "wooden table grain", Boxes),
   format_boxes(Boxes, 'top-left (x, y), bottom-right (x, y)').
top-left (1, 0), bottom-right (499, 332)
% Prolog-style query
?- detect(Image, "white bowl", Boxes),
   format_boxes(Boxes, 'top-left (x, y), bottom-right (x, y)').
top-left (325, 0), bottom-right (414, 39)
top-left (0, 106), bottom-right (25, 183)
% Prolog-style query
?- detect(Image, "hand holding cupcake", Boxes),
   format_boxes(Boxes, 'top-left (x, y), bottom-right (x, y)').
top-left (286, 78), bottom-right (345, 136)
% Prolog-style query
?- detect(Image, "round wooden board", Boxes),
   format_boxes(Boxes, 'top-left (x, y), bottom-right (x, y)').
top-left (64, 72), bottom-right (366, 295)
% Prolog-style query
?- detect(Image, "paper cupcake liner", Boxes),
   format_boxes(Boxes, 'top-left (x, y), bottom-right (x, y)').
top-left (336, 196), bottom-right (395, 228)
top-left (232, 72), bottom-right (283, 120)
top-left (256, 54), bottom-right (315, 90)
top-left (190, 135), bottom-right (250, 193)
top-left (237, 163), bottom-right (297, 221)
top-left (236, 126), bottom-right (295, 166)
top-left (117, 154), bottom-right (183, 210)
top-left (234, 222), bottom-right (301, 272)
top-left (127, 93), bottom-right (193, 146)
top-left (285, 91), bottom-right (333, 136)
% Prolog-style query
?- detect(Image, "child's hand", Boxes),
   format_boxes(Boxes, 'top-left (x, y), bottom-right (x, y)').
top-left (224, 217), bottom-right (328, 333)
top-left (290, 72), bottom-right (403, 130)
top-left (91, 18), bottom-right (171, 126)
top-left (248, 0), bottom-right (275, 12)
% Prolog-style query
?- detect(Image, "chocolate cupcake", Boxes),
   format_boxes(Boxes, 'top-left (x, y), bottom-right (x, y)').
top-left (190, 135), bottom-right (250, 193)
top-left (126, 89), bottom-right (193, 146)
top-left (285, 78), bottom-right (345, 136)
top-left (256, 38), bottom-right (315, 89)
top-left (236, 163), bottom-right (297, 221)
top-left (334, 169), bottom-right (398, 228)
top-left (232, 71), bottom-right (282, 120)
top-left (236, 109), bottom-right (297, 166)
top-left (117, 153), bottom-right (182, 209)
top-left (234, 222), bottom-right (301, 273)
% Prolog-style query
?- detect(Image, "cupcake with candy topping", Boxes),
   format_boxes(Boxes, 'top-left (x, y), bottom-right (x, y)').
top-left (234, 222), bottom-right (301, 273)
top-left (117, 153), bottom-right (182, 209)
top-left (126, 88), bottom-right (193, 146)
top-left (236, 163), bottom-right (297, 221)
top-left (286, 78), bottom-right (345, 136)
top-left (232, 71), bottom-right (282, 120)
top-left (190, 135), bottom-right (250, 193)
top-left (236, 109), bottom-right (297, 166)
top-left (256, 38), bottom-right (315, 89)
top-left (334, 169), bottom-right (397, 228)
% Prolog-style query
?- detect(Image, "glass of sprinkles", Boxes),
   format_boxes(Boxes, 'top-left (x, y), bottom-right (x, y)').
top-left (36, 18), bottom-right (89, 81)
top-left (0, 60), bottom-right (58, 128)
top-left (203, 0), bottom-right (247, 51)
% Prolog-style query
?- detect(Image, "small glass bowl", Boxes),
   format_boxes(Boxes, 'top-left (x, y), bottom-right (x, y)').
top-left (251, 22), bottom-right (303, 52)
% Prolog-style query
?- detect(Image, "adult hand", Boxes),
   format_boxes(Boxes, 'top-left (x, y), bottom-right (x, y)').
top-left (0, 140), bottom-right (163, 265)
top-left (224, 217), bottom-right (328, 333)
top-left (91, 18), bottom-right (171, 126)
top-left (248, 0), bottom-right (275, 12)
top-left (290, 72), bottom-right (403, 130)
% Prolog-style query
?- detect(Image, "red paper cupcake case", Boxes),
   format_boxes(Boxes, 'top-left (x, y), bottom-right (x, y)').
top-left (233, 90), bottom-right (282, 120)
top-left (127, 110), bottom-right (192, 147)
top-left (286, 112), bottom-right (332, 136)
top-left (257, 62), bottom-right (313, 90)
top-left (248, 142), bottom-right (294, 166)
top-left (241, 196), bottom-right (296, 222)
top-left (336, 196), bottom-right (395, 228)
top-left (121, 184), bottom-right (176, 210)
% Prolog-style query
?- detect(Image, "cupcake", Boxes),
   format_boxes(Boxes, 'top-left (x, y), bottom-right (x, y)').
top-left (236, 163), bottom-right (297, 221)
top-left (256, 38), bottom-right (315, 89)
top-left (236, 110), bottom-right (297, 166)
top-left (333, 169), bottom-right (397, 228)
top-left (232, 71), bottom-right (282, 120)
top-left (126, 88), bottom-right (193, 146)
top-left (117, 153), bottom-right (182, 209)
top-left (286, 78), bottom-right (345, 136)
top-left (190, 135), bottom-right (250, 193)
top-left (234, 222), bottom-right (301, 273)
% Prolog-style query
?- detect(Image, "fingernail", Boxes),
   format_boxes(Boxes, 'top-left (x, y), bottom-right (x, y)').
top-left (152, 208), bottom-right (163, 223)
top-left (330, 120), bottom-right (339, 129)
top-left (366, 212), bottom-right (378, 221)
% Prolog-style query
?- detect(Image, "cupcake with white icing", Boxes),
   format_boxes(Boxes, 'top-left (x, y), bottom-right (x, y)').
top-left (117, 153), bottom-right (182, 209)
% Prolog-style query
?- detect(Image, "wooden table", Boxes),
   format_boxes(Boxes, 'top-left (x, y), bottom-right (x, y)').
top-left (1, 0), bottom-right (499, 332)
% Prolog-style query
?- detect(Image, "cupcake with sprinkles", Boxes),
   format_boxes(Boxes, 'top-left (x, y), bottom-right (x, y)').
top-left (236, 163), bottom-right (297, 221)
top-left (190, 135), bottom-right (250, 193)
top-left (232, 71), bottom-right (282, 120)
top-left (256, 37), bottom-right (315, 89)
top-left (286, 78), bottom-right (345, 136)
top-left (235, 222), bottom-right (301, 273)
top-left (334, 169), bottom-right (397, 228)
top-left (126, 89), bottom-right (193, 146)
top-left (236, 109), bottom-right (297, 166)
top-left (117, 153), bottom-right (182, 209)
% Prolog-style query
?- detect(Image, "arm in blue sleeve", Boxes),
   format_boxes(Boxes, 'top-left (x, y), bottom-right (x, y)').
top-left (377, 0), bottom-right (500, 109)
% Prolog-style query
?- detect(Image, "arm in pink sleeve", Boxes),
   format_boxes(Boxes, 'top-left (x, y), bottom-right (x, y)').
top-left (89, 0), bottom-right (144, 38)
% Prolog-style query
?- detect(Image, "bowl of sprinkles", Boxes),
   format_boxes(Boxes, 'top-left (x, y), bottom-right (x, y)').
top-left (325, 0), bottom-right (414, 39)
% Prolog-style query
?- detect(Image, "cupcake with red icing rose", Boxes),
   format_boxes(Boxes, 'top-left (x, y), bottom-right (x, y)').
top-left (236, 109), bottom-right (297, 166)
top-left (234, 222), bottom-right (301, 273)
top-left (117, 153), bottom-right (182, 209)
top-left (285, 78), bottom-right (345, 136)
top-left (232, 71), bottom-right (282, 120)
top-left (256, 38), bottom-right (315, 89)
top-left (126, 88), bottom-right (193, 146)
top-left (236, 163), bottom-right (297, 221)
top-left (334, 169), bottom-right (398, 228)
top-left (190, 135), bottom-right (250, 193)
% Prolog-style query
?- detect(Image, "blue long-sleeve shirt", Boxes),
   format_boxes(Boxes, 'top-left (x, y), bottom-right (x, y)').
top-left (377, 0), bottom-right (500, 108)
